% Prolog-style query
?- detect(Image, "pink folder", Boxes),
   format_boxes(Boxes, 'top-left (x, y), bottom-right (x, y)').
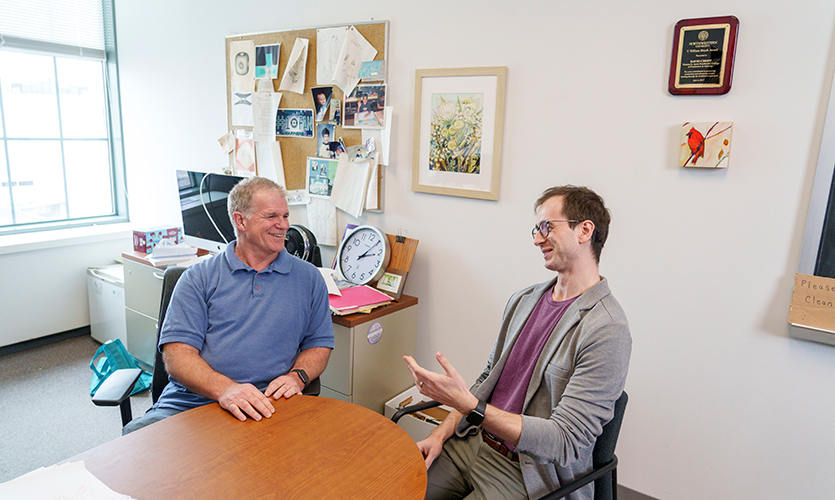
top-left (329, 285), bottom-right (392, 312)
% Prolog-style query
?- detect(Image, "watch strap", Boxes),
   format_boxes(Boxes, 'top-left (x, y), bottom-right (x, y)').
top-left (290, 369), bottom-right (309, 389)
top-left (466, 399), bottom-right (487, 427)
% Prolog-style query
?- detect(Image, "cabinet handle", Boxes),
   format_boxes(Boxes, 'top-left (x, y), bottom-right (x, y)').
top-left (88, 268), bottom-right (122, 286)
top-left (153, 272), bottom-right (164, 280)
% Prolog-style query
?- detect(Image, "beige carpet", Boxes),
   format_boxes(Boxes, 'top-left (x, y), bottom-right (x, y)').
top-left (0, 335), bottom-right (152, 483)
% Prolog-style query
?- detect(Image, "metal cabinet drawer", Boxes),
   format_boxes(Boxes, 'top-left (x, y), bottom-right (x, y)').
top-left (125, 308), bottom-right (158, 367)
top-left (320, 323), bottom-right (353, 396)
top-left (124, 259), bottom-right (165, 318)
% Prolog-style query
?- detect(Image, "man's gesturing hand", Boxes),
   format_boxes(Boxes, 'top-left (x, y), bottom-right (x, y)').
top-left (218, 383), bottom-right (275, 422)
top-left (403, 352), bottom-right (478, 415)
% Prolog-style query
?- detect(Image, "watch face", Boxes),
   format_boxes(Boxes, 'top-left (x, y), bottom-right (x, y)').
top-left (337, 226), bottom-right (390, 285)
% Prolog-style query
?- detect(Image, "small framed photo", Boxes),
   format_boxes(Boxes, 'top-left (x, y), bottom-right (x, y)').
top-left (376, 269), bottom-right (408, 300)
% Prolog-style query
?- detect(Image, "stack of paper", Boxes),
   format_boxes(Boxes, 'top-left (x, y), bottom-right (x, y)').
top-left (146, 242), bottom-right (200, 267)
top-left (0, 461), bottom-right (133, 499)
top-left (329, 285), bottom-right (392, 315)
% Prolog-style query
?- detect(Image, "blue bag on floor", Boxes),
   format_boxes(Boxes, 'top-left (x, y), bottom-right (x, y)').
top-left (89, 339), bottom-right (152, 396)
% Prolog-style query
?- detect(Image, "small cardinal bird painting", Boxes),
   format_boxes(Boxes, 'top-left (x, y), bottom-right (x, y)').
top-left (680, 122), bottom-right (733, 168)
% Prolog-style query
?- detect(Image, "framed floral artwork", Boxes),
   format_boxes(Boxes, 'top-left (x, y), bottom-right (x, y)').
top-left (411, 67), bottom-right (506, 200)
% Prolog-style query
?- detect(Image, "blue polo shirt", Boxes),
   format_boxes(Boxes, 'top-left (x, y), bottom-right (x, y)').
top-left (154, 242), bottom-right (335, 411)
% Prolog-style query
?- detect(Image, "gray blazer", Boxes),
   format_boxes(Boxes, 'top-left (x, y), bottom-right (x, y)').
top-left (456, 277), bottom-right (632, 500)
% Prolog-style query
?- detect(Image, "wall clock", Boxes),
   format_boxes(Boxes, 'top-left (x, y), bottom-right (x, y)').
top-left (336, 225), bottom-right (391, 285)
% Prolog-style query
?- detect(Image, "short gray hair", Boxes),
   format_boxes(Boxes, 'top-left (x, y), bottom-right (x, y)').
top-left (227, 177), bottom-right (288, 233)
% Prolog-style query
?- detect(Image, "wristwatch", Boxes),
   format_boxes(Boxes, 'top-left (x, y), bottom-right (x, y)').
top-left (466, 399), bottom-right (487, 426)
top-left (290, 369), bottom-right (309, 389)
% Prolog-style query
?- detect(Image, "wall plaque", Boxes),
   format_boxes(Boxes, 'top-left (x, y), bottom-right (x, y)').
top-left (669, 16), bottom-right (739, 95)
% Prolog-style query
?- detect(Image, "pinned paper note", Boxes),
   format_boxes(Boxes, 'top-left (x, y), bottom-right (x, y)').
top-left (252, 91), bottom-right (281, 142)
top-left (230, 40), bottom-right (255, 92)
top-left (231, 91), bottom-right (253, 127)
top-left (317, 26), bottom-right (349, 85)
top-left (308, 197), bottom-right (337, 246)
top-left (286, 189), bottom-right (310, 206)
top-left (330, 154), bottom-right (371, 218)
top-left (218, 131), bottom-right (235, 154)
top-left (365, 153), bottom-right (380, 211)
top-left (332, 26), bottom-right (377, 96)
top-left (255, 142), bottom-right (285, 186)
top-left (279, 38), bottom-right (309, 94)
top-left (361, 106), bottom-right (392, 165)
top-left (234, 129), bottom-right (255, 176)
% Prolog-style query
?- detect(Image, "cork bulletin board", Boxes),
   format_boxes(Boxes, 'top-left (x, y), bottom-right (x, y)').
top-left (225, 21), bottom-right (388, 192)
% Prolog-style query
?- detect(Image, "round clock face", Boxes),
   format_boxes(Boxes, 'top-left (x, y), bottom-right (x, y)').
top-left (337, 225), bottom-right (391, 285)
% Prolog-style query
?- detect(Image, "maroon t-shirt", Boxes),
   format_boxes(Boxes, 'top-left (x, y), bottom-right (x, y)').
top-left (489, 289), bottom-right (578, 418)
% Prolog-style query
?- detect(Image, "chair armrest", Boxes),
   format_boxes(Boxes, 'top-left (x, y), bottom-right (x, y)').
top-left (91, 368), bottom-right (142, 407)
top-left (302, 377), bottom-right (321, 396)
top-left (536, 456), bottom-right (619, 500)
top-left (391, 400), bottom-right (442, 423)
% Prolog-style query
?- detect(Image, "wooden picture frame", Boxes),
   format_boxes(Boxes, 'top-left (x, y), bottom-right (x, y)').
top-left (375, 268), bottom-right (408, 300)
top-left (412, 67), bottom-right (506, 200)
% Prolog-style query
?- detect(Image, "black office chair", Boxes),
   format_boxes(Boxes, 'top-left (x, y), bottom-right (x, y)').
top-left (93, 266), bottom-right (320, 427)
top-left (391, 391), bottom-right (628, 500)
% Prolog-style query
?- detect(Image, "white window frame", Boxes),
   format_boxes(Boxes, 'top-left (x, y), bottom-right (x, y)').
top-left (0, 0), bottom-right (127, 236)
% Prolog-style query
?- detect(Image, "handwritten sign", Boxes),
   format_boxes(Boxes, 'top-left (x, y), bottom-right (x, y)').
top-left (789, 273), bottom-right (835, 332)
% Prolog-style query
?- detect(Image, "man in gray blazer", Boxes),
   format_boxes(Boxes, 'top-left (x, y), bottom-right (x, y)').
top-left (405, 185), bottom-right (632, 500)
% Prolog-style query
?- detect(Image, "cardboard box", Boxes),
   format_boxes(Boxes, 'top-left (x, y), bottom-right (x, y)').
top-left (384, 386), bottom-right (452, 442)
top-left (132, 226), bottom-right (183, 254)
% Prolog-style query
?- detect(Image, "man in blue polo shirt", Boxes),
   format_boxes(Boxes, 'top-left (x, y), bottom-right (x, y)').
top-left (123, 176), bottom-right (334, 434)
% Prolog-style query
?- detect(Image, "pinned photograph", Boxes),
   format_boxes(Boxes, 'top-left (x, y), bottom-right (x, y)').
top-left (344, 84), bottom-right (386, 129)
top-left (329, 99), bottom-right (341, 126)
top-left (255, 43), bottom-right (280, 79)
top-left (334, 137), bottom-right (347, 156)
top-left (358, 60), bottom-right (384, 81)
top-left (312, 86), bottom-right (333, 122)
top-left (275, 109), bottom-right (314, 138)
top-left (679, 122), bottom-right (733, 168)
top-left (306, 157), bottom-right (339, 198)
top-left (317, 123), bottom-right (336, 158)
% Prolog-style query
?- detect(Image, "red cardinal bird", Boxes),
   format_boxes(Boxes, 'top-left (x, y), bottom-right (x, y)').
top-left (686, 127), bottom-right (705, 164)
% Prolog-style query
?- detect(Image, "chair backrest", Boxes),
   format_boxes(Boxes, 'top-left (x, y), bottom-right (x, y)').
top-left (151, 266), bottom-right (187, 403)
top-left (592, 390), bottom-right (628, 500)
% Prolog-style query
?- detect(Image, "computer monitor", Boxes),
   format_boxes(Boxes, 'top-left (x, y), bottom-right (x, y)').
top-left (177, 170), bottom-right (244, 254)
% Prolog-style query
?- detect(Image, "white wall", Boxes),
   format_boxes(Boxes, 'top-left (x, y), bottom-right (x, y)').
top-left (3, 0), bottom-right (828, 497)
top-left (0, 233), bottom-right (131, 346)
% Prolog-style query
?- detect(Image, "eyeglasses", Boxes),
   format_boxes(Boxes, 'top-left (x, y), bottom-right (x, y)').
top-left (531, 219), bottom-right (580, 240)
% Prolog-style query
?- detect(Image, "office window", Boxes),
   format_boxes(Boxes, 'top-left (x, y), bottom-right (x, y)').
top-left (0, 0), bottom-right (127, 234)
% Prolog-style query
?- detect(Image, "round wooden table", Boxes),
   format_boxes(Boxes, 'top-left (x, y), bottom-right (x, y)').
top-left (73, 395), bottom-right (427, 499)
